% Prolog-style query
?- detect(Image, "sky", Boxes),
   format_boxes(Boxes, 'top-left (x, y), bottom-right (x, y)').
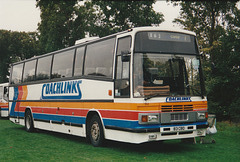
top-left (0, 0), bottom-right (181, 32)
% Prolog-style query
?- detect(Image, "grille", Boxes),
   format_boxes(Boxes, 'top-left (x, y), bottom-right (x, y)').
top-left (161, 104), bottom-right (193, 112)
top-left (171, 113), bottom-right (188, 121)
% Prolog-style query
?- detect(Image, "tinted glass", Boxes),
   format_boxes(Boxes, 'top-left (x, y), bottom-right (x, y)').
top-left (84, 37), bottom-right (115, 78)
top-left (0, 87), bottom-right (3, 98)
top-left (36, 55), bottom-right (52, 80)
top-left (133, 53), bottom-right (202, 97)
top-left (74, 46), bottom-right (85, 76)
top-left (52, 49), bottom-right (75, 78)
top-left (135, 31), bottom-right (197, 54)
top-left (23, 60), bottom-right (36, 82)
top-left (114, 36), bottom-right (131, 97)
top-left (11, 63), bottom-right (23, 84)
top-left (117, 36), bottom-right (131, 54)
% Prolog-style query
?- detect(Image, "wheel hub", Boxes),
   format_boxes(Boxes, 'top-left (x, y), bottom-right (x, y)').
top-left (91, 121), bottom-right (100, 141)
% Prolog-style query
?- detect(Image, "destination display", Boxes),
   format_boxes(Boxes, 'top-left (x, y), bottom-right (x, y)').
top-left (147, 32), bottom-right (191, 42)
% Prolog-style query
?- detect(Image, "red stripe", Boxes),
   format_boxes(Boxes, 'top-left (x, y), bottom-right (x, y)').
top-left (17, 106), bottom-right (143, 120)
top-left (99, 110), bottom-right (138, 120)
top-left (16, 105), bottom-right (206, 121)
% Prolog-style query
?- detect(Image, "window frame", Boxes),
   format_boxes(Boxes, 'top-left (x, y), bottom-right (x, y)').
top-left (73, 46), bottom-right (86, 77)
top-left (83, 36), bottom-right (116, 79)
top-left (51, 49), bottom-right (75, 79)
top-left (22, 59), bottom-right (37, 83)
top-left (35, 54), bottom-right (53, 81)
top-left (114, 35), bottom-right (132, 98)
top-left (10, 63), bottom-right (24, 85)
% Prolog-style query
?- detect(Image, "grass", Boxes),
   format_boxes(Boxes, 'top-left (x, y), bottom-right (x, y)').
top-left (0, 118), bottom-right (240, 161)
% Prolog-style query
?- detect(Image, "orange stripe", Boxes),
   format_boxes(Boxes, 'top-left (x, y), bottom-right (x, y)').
top-left (0, 103), bottom-right (8, 106)
top-left (20, 101), bottom-right (207, 111)
top-left (22, 85), bottom-right (28, 100)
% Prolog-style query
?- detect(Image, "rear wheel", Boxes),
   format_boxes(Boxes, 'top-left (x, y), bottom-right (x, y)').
top-left (25, 110), bottom-right (34, 132)
top-left (88, 115), bottom-right (105, 147)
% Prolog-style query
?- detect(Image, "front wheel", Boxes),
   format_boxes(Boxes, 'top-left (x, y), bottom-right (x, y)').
top-left (25, 110), bottom-right (34, 132)
top-left (88, 115), bottom-right (105, 147)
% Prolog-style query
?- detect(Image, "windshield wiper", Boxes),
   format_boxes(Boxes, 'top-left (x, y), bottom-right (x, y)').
top-left (144, 94), bottom-right (161, 101)
top-left (185, 84), bottom-right (201, 96)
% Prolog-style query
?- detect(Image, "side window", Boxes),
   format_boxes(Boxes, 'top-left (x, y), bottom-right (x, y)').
top-left (23, 60), bottom-right (36, 82)
top-left (52, 49), bottom-right (75, 79)
top-left (11, 63), bottom-right (24, 84)
top-left (0, 86), bottom-right (3, 99)
top-left (36, 55), bottom-right (52, 80)
top-left (74, 46), bottom-right (85, 76)
top-left (84, 37), bottom-right (116, 78)
top-left (3, 87), bottom-right (8, 101)
top-left (114, 36), bottom-right (131, 97)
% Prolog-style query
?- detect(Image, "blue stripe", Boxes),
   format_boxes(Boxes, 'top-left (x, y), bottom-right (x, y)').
top-left (0, 108), bottom-right (8, 111)
top-left (103, 118), bottom-right (208, 129)
top-left (9, 87), bottom-right (18, 117)
top-left (31, 113), bottom-right (208, 129)
top-left (12, 108), bottom-right (208, 130)
top-left (33, 113), bottom-right (85, 125)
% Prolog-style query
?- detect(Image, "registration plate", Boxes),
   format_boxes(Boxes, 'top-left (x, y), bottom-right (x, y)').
top-left (173, 126), bottom-right (185, 131)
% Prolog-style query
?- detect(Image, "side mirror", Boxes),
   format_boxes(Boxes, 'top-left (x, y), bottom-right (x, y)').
top-left (121, 50), bottom-right (130, 62)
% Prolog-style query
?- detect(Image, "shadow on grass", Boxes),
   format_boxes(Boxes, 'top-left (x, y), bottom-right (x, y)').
top-left (26, 127), bottom-right (200, 153)
top-left (105, 140), bottom-right (199, 154)
top-left (34, 128), bottom-right (87, 143)
top-left (3, 119), bottom-right (200, 154)
top-left (0, 117), bottom-right (9, 120)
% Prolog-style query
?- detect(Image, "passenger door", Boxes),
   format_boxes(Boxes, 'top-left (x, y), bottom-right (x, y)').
top-left (114, 36), bottom-right (131, 98)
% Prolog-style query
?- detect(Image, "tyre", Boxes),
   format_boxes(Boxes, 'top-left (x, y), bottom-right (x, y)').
top-left (25, 110), bottom-right (34, 132)
top-left (88, 115), bottom-right (105, 147)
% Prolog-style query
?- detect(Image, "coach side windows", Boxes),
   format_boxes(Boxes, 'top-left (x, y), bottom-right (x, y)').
top-left (51, 50), bottom-right (75, 79)
top-left (74, 47), bottom-right (85, 76)
top-left (23, 60), bottom-right (36, 82)
top-left (36, 55), bottom-right (52, 80)
top-left (84, 37), bottom-right (116, 78)
top-left (51, 49), bottom-right (75, 79)
top-left (11, 63), bottom-right (24, 84)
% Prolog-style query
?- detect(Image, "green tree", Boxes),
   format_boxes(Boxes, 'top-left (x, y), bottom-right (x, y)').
top-left (0, 30), bottom-right (11, 83)
top-left (173, 1), bottom-right (237, 59)
top-left (0, 30), bottom-right (41, 83)
top-left (173, 1), bottom-right (240, 121)
top-left (90, 0), bottom-right (164, 37)
top-left (37, 0), bottom-right (81, 53)
top-left (207, 6), bottom-right (240, 122)
top-left (36, 0), bottom-right (164, 51)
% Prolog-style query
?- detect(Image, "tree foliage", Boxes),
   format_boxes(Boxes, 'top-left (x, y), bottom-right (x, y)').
top-left (173, 1), bottom-right (240, 121)
top-left (1, 0), bottom-right (164, 82)
top-left (0, 30), bottom-right (41, 83)
top-left (207, 6), bottom-right (240, 122)
top-left (36, 0), bottom-right (82, 53)
top-left (36, 0), bottom-right (164, 52)
top-left (173, 1), bottom-right (237, 59)
top-left (90, 0), bottom-right (164, 37)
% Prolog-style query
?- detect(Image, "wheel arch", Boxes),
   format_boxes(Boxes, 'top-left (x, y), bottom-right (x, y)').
top-left (24, 107), bottom-right (34, 123)
top-left (85, 109), bottom-right (105, 138)
top-left (25, 107), bottom-right (33, 117)
top-left (24, 106), bottom-right (35, 132)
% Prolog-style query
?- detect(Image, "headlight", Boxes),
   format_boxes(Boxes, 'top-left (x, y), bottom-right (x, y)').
top-left (139, 113), bottom-right (159, 124)
top-left (197, 112), bottom-right (207, 120)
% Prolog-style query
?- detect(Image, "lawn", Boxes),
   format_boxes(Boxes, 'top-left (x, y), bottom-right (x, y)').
top-left (0, 118), bottom-right (239, 161)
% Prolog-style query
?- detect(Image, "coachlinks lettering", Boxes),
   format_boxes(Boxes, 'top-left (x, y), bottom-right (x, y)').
top-left (166, 97), bottom-right (191, 102)
top-left (41, 80), bottom-right (82, 100)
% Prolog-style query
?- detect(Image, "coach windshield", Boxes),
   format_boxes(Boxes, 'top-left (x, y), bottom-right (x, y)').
top-left (133, 31), bottom-right (204, 99)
